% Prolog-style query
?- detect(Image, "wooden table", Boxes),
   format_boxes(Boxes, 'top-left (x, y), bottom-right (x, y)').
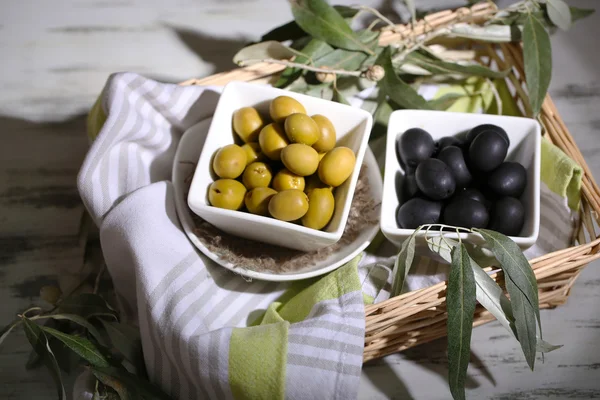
top-left (1, 1), bottom-right (599, 399)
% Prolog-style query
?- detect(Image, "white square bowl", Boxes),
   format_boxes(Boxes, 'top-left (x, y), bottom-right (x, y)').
top-left (187, 81), bottom-right (373, 252)
top-left (380, 110), bottom-right (541, 251)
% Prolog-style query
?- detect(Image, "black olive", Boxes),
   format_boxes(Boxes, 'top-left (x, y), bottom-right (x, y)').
top-left (469, 130), bottom-right (508, 172)
top-left (489, 197), bottom-right (525, 236)
top-left (465, 124), bottom-right (509, 146)
top-left (453, 187), bottom-right (486, 204)
top-left (397, 128), bottom-right (435, 168)
top-left (415, 158), bottom-right (456, 200)
top-left (401, 173), bottom-right (420, 202)
top-left (443, 198), bottom-right (489, 229)
top-left (433, 136), bottom-right (462, 157)
top-left (437, 146), bottom-right (472, 188)
top-left (488, 162), bottom-right (527, 197)
top-left (396, 197), bottom-right (443, 229)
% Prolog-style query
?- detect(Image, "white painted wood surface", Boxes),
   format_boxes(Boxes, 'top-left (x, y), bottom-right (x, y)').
top-left (0, 0), bottom-right (599, 399)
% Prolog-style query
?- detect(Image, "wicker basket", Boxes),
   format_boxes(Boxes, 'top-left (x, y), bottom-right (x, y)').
top-left (179, 2), bottom-right (600, 364)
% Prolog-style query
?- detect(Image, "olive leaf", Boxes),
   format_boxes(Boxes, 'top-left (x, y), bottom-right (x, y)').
top-left (570, 6), bottom-right (595, 23)
top-left (391, 229), bottom-right (418, 296)
top-left (260, 4), bottom-right (360, 42)
top-left (546, 0), bottom-right (572, 31)
top-left (58, 293), bottom-right (118, 319)
top-left (314, 30), bottom-right (379, 70)
top-left (428, 93), bottom-right (466, 110)
top-left (403, 0), bottom-right (416, 25)
top-left (41, 326), bottom-right (110, 368)
top-left (92, 366), bottom-right (172, 400)
top-left (275, 39), bottom-right (334, 88)
top-left (376, 46), bottom-right (431, 110)
top-left (47, 313), bottom-right (108, 347)
top-left (406, 51), bottom-right (511, 79)
top-left (522, 11), bottom-right (552, 116)
top-left (22, 318), bottom-right (67, 400)
top-left (233, 41), bottom-right (299, 66)
top-left (449, 23), bottom-right (519, 42)
top-left (100, 320), bottom-right (144, 370)
top-left (475, 229), bottom-right (541, 329)
top-left (332, 86), bottom-right (351, 105)
top-left (447, 244), bottom-right (476, 400)
top-left (476, 229), bottom-right (541, 368)
top-left (289, 0), bottom-right (375, 55)
top-left (0, 319), bottom-right (20, 347)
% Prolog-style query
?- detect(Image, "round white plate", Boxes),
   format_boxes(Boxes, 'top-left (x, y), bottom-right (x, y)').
top-left (172, 118), bottom-right (383, 282)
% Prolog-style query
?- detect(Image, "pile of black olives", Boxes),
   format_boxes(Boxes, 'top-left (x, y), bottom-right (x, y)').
top-left (396, 124), bottom-right (527, 236)
top-left (208, 95), bottom-right (357, 232)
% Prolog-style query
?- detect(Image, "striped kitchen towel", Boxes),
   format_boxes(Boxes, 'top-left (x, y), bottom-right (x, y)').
top-left (79, 72), bottom-right (386, 400)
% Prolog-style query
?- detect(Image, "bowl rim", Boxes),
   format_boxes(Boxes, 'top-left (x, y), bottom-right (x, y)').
top-left (187, 80), bottom-right (374, 246)
top-left (380, 109), bottom-right (542, 245)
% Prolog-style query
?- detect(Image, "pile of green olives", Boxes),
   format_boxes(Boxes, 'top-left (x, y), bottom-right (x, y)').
top-left (207, 95), bottom-right (356, 232)
top-left (395, 124), bottom-right (528, 236)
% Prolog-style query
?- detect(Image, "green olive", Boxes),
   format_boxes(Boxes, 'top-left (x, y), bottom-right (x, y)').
top-left (281, 143), bottom-right (319, 176)
top-left (302, 188), bottom-right (335, 230)
top-left (318, 152), bottom-right (326, 162)
top-left (311, 114), bottom-right (337, 153)
top-left (241, 142), bottom-right (264, 166)
top-left (269, 96), bottom-right (306, 123)
top-left (284, 113), bottom-right (320, 145)
top-left (212, 144), bottom-right (247, 179)
top-left (258, 123), bottom-right (289, 160)
top-left (268, 189), bottom-right (309, 221)
top-left (245, 187), bottom-right (277, 216)
top-left (208, 179), bottom-right (247, 210)
top-left (318, 147), bottom-right (356, 187)
top-left (272, 168), bottom-right (305, 192)
top-left (242, 162), bottom-right (273, 189)
top-left (233, 107), bottom-right (264, 143)
top-left (304, 173), bottom-right (331, 195)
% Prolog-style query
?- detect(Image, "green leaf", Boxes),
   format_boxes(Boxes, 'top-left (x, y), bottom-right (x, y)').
top-left (537, 338), bottom-right (563, 353)
top-left (429, 236), bottom-right (561, 356)
top-left (233, 41), bottom-right (298, 66)
top-left (289, 0), bottom-right (375, 54)
top-left (41, 326), bottom-right (110, 368)
top-left (314, 30), bottom-right (379, 70)
top-left (0, 319), bottom-right (20, 347)
top-left (428, 93), bottom-right (466, 111)
top-left (58, 293), bottom-right (117, 319)
top-left (275, 39), bottom-right (334, 88)
top-left (332, 86), bottom-right (350, 105)
top-left (376, 46), bottom-right (431, 110)
top-left (100, 320), bottom-right (143, 369)
top-left (447, 244), bottom-right (476, 400)
top-left (22, 318), bottom-right (67, 400)
top-left (48, 336), bottom-right (81, 373)
top-left (522, 12), bottom-right (552, 116)
top-left (570, 6), bottom-right (595, 23)
top-left (406, 51), bottom-right (511, 79)
top-left (476, 229), bottom-right (541, 329)
top-left (403, 0), bottom-right (416, 25)
top-left (449, 23), bottom-right (519, 42)
top-left (505, 274), bottom-right (537, 369)
top-left (92, 366), bottom-right (172, 400)
top-left (47, 313), bottom-right (108, 347)
top-left (391, 230), bottom-right (418, 296)
top-left (471, 260), bottom-right (516, 336)
top-left (546, 0), bottom-right (572, 31)
top-left (260, 21), bottom-right (306, 42)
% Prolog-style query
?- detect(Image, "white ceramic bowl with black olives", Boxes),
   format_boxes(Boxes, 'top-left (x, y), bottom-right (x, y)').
top-left (380, 110), bottom-right (541, 251)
